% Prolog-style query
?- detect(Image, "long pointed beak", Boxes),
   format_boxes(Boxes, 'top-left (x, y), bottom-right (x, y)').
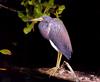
top-left (28, 17), bottom-right (43, 22)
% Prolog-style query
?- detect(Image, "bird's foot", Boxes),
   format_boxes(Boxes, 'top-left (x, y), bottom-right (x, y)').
top-left (46, 67), bottom-right (59, 77)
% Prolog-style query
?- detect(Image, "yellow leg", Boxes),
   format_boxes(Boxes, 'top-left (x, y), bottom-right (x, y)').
top-left (56, 52), bottom-right (62, 68)
top-left (46, 52), bottom-right (62, 76)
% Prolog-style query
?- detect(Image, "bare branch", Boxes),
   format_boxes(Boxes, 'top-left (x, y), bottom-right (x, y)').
top-left (0, 4), bottom-right (18, 12)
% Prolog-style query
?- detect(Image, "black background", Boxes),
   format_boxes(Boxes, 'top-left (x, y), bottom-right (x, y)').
top-left (0, 0), bottom-right (99, 73)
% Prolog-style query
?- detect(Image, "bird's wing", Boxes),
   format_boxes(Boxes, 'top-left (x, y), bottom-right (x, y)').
top-left (49, 18), bottom-right (72, 60)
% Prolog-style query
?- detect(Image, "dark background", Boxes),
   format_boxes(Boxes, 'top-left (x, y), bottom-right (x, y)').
top-left (0, 0), bottom-right (99, 73)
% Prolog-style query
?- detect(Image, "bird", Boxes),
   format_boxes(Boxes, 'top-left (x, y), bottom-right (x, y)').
top-left (29, 16), bottom-right (76, 77)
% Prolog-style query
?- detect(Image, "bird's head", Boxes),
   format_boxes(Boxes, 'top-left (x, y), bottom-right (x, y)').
top-left (27, 16), bottom-right (52, 39)
top-left (41, 16), bottom-right (52, 22)
top-left (28, 16), bottom-right (52, 23)
top-left (37, 16), bottom-right (52, 39)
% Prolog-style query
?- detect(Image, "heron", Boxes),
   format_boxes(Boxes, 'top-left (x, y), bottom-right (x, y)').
top-left (29, 16), bottom-right (77, 78)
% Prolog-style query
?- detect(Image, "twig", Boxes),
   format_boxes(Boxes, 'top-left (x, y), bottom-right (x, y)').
top-left (62, 61), bottom-right (80, 82)
top-left (0, 4), bottom-right (18, 12)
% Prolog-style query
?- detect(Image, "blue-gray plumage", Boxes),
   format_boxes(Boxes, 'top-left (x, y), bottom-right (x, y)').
top-left (38, 16), bottom-right (72, 60)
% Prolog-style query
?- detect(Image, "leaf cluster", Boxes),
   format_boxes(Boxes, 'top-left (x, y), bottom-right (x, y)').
top-left (18, 0), bottom-right (65, 34)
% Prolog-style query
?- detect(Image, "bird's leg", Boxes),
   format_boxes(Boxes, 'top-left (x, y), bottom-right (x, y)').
top-left (46, 52), bottom-right (62, 76)
top-left (56, 52), bottom-right (62, 68)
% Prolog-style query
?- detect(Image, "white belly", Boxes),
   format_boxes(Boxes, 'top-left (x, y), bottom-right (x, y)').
top-left (49, 40), bottom-right (59, 51)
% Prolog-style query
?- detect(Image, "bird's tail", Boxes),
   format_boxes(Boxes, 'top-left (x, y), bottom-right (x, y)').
top-left (63, 50), bottom-right (72, 60)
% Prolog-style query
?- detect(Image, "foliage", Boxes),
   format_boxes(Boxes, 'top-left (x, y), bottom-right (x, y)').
top-left (0, 49), bottom-right (12, 55)
top-left (18, 0), bottom-right (65, 34)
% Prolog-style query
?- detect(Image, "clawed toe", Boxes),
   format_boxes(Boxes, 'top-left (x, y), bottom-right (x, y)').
top-left (46, 67), bottom-right (59, 76)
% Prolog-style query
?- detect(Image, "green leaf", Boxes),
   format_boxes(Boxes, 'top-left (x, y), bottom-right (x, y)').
top-left (18, 12), bottom-right (28, 22)
top-left (21, 0), bottom-right (25, 6)
top-left (21, 0), bottom-right (28, 6)
top-left (0, 49), bottom-right (12, 55)
top-left (43, 0), bottom-right (54, 14)
top-left (18, 12), bottom-right (25, 18)
top-left (48, 0), bottom-right (54, 6)
top-left (57, 5), bottom-right (65, 14)
top-left (33, 4), bottom-right (43, 18)
top-left (54, 5), bottom-right (65, 18)
top-left (23, 23), bottom-right (34, 34)
top-left (28, 1), bottom-right (33, 5)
